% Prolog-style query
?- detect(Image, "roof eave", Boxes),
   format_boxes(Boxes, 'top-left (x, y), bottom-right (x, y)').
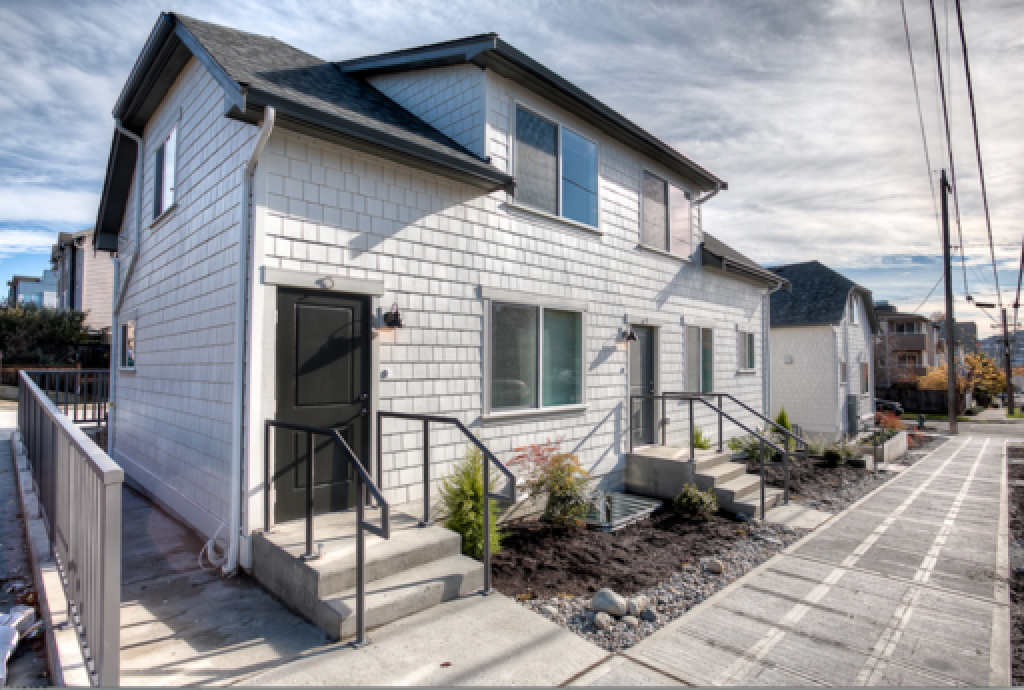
top-left (701, 245), bottom-right (787, 289)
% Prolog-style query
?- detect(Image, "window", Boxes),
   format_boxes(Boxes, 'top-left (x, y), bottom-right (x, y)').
top-left (642, 171), bottom-right (692, 256)
top-left (686, 326), bottom-right (714, 393)
top-left (120, 321), bottom-right (136, 369)
top-left (840, 360), bottom-right (848, 384)
top-left (738, 331), bottom-right (756, 370)
top-left (850, 297), bottom-right (858, 324)
top-left (153, 126), bottom-right (177, 219)
top-left (861, 362), bottom-right (869, 394)
top-left (514, 106), bottom-right (599, 228)
top-left (489, 302), bottom-right (583, 411)
top-left (897, 353), bottom-right (919, 366)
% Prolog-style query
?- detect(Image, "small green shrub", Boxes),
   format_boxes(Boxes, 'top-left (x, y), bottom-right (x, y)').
top-left (823, 448), bottom-right (844, 467)
top-left (674, 483), bottom-right (718, 520)
top-left (728, 432), bottom-right (769, 461)
top-left (773, 407), bottom-right (794, 450)
top-left (511, 439), bottom-right (592, 528)
top-left (439, 446), bottom-right (504, 559)
top-left (692, 426), bottom-right (712, 450)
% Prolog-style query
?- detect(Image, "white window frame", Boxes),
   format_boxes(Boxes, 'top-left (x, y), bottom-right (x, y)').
top-left (511, 102), bottom-right (601, 230)
top-left (850, 296), bottom-right (858, 324)
top-left (686, 325), bottom-right (715, 393)
top-left (120, 320), bottom-right (136, 371)
top-left (482, 287), bottom-right (588, 419)
top-left (840, 360), bottom-right (848, 384)
top-left (639, 167), bottom-right (694, 260)
top-left (152, 124), bottom-right (178, 222)
top-left (737, 330), bottom-right (756, 372)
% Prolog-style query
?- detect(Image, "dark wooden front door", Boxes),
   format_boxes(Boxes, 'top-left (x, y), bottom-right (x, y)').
top-left (630, 326), bottom-right (656, 445)
top-left (274, 288), bottom-right (371, 524)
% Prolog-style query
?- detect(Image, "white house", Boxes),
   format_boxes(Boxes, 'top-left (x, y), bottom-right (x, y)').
top-left (93, 14), bottom-right (788, 585)
top-left (768, 261), bottom-right (877, 441)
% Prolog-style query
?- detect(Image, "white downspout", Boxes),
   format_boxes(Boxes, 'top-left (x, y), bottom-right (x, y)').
top-left (762, 280), bottom-right (784, 419)
top-left (225, 107), bottom-right (276, 575)
top-left (109, 122), bottom-right (144, 457)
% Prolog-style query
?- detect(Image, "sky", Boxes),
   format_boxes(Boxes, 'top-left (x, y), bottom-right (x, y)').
top-left (0, 0), bottom-right (1021, 333)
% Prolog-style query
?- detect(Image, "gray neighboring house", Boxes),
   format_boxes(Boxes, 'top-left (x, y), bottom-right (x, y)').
top-left (6, 272), bottom-right (58, 308)
top-left (768, 261), bottom-right (877, 441)
top-left (51, 228), bottom-right (114, 332)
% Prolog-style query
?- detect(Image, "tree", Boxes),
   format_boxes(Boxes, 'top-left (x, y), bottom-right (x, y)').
top-left (918, 353), bottom-right (1004, 401)
top-left (0, 306), bottom-right (95, 366)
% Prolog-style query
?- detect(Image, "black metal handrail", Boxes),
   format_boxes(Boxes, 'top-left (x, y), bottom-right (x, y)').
top-left (22, 369), bottom-right (109, 426)
top-left (263, 420), bottom-right (389, 647)
top-left (377, 411), bottom-right (516, 593)
top-left (629, 392), bottom-right (801, 518)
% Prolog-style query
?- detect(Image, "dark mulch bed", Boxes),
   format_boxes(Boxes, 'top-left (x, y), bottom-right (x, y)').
top-left (742, 454), bottom-right (867, 501)
top-left (1009, 463), bottom-right (1024, 481)
top-left (491, 511), bottom-right (745, 599)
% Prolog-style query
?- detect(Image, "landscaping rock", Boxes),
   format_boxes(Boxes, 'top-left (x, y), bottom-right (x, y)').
top-left (593, 612), bottom-right (613, 630)
top-left (641, 607), bottom-right (659, 622)
top-left (706, 558), bottom-right (725, 574)
top-left (539, 605), bottom-right (557, 617)
top-left (622, 615), bottom-right (639, 627)
top-left (627, 595), bottom-right (649, 616)
top-left (590, 588), bottom-right (629, 616)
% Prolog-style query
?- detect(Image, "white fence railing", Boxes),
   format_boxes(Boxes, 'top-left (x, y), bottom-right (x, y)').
top-left (18, 371), bottom-right (122, 686)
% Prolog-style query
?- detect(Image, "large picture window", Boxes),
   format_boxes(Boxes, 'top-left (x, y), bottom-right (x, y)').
top-left (642, 171), bottom-right (692, 257)
top-left (515, 106), bottom-right (599, 228)
top-left (686, 326), bottom-right (714, 393)
top-left (490, 302), bottom-right (583, 411)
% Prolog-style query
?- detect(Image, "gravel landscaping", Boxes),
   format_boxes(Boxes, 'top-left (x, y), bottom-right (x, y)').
top-left (1007, 445), bottom-right (1024, 685)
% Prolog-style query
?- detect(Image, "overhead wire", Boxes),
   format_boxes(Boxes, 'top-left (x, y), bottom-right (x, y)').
top-left (954, 0), bottom-right (1003, 310)
top-left (912, 273), bottom-right (945, 314)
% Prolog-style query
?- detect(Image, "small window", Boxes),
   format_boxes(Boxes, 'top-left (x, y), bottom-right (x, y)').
top-left (861, 362), bottom-right (869, 394)
top-left (850, 297), bottom-right (858, 324)
top-left (643, 171), bottom-right (691, 257)
top-left (120, 321), bottom-right (136, 369)
top-left (840, 360), bottom-right (848, 384)
top-left (153, 126), bottom-right (177, 219)
top-left (489, 302), bottom-right (583, 411)
top-left (686, 326), bottom-right (714, 393)
top-left (738, 331), bottom-right (756, 370)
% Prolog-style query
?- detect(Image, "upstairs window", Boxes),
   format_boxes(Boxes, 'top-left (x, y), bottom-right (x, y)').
top-left (514, 106), bottom-right (599, 228)
top-left (642, 171), bottom-right (692, 257)
top-left (861, 362), bottom-right (870, 393)
top-left (153, 126), bottom-right (177, 219)
top-left (850, 297), bottom-right (858, 324)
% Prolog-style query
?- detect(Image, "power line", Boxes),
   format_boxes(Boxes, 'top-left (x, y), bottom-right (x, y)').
top-left (900, 0), bottom-right (943, 247)
top-left (929, 0), bottom-right (970, 300)
top-left (954, 0), bottom-right (1003, 310)
top-left (912, 273), bottom-right (945, 313)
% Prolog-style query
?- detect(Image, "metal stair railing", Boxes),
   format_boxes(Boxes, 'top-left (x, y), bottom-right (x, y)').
top-left (263, 420), bottom-right (389, 648)
top-left (377, 411), bottom-right (516, 593)
top-left (628, 391), bottom-right (803, 518)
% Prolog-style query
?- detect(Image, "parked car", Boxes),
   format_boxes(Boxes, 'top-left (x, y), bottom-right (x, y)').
top-left (875, 399), bottom-right (904, 416)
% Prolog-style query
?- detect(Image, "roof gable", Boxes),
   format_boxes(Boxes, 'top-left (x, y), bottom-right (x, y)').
top-left (769, 261), bottom-right (876, 331)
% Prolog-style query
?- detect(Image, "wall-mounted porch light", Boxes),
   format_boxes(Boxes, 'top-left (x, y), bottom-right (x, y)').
top-left (382, 303), bottom-right (403, 329)
top-left (621, 328), bottom-right (638, 343)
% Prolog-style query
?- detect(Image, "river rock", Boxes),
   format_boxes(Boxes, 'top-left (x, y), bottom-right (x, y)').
top-left (593, 612), bottom-right (613, 630)
top-left (622, 615), bottom-right (639, 627)
top-left (706, 558), bottom-right (725, 574)
top-left (590, 588), bottom-right (629, 616)
top-left (539, 605), bottom-right (557, 617)
top-left (641, 607), bottom-right (659, 622)
top-left (627, 595), bottom-right (649, 616)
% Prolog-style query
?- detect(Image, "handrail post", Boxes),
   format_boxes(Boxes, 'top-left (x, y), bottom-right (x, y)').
top-left (376, 411), bottom-right (383, 507)
top-left (354, 478), bottom-right (368, 647)
top-left (302, 432), bottom-right (317, 560)
top-left (718, 394), bottom-right (724, 452)
top-left (421, 419), bottom-right (432, 526)
top-left (689, 399), bottom-right (695, 461)
top-left (759, 440), bottom-right (766, 520)
top-left (482, 452), bottom-right (492, 594)
top-left (661, 395), bottom-right (666, 445)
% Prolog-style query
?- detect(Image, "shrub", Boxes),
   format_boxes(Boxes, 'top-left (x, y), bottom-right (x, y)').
top-left (0, 306), bottom-right (97, 365)
top-left (692, 426), bottom-right (712, 450)
top-left (511, 439), bottom-right (591, 528)
top-left (673, 483), bottom-right (718, 520)
top-left (823, 448), bottom-right (844, 467)
top-left (728, 432), bottom-right (764, 461)
top-left (879, 413), bottom-right (905, 432)
top-left (774, 407), bottom-right (794, 450)
top-left (438, 446), bottom-right (504, 559)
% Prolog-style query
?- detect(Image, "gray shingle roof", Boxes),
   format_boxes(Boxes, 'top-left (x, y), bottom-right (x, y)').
top-left (701, 234), bottom-right (788, 287)
top-left (174, 15), bottom-right (490, 171)
top-left (769, 261), bottom-right (875, 329)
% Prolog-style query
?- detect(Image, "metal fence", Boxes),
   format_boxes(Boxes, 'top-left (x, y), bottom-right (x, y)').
top-left (18, 371), bottom-right (122, 686)
top-left (21, 369), bottom-right (109, 426)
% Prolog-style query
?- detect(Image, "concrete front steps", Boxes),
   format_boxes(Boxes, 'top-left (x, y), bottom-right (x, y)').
top-left (252, 505), bottom-right (482, 640)
top-left (624, 445), bottom-right (784, 517)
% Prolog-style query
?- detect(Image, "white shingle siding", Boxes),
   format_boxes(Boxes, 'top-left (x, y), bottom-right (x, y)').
top-left (369, 65), bottom-right (487, 158)
top-left (112, 56), bottom-right (258, 538)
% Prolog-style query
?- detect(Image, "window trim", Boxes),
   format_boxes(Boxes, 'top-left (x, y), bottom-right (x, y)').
top-left (639, 167), bottom-right (694, 261)
top-left (119, 319), bottom-right (137, 371)
top-left (512, 102), bottom-right (601, 230)
top-left (482, 291), bottom-right (588, 419)
top-left (737, 330), bottom-right (756, 372)
top-left (152, 124), bottom-right (178, 224)
top-left (686, 325), bottom-right (715, 393)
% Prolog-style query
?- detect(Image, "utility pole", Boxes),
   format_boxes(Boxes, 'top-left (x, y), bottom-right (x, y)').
top-left (941, 170), bottom-right (958, 434)
top-left (1003, 308), bottom-right (1015, 415)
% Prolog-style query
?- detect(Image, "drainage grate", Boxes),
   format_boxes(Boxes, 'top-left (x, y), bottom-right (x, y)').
top-left (581, 492), bottom-right (662, 532)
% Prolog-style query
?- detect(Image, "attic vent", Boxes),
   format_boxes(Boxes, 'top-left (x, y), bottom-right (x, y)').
top-left (784, 355), bottom-right (794, 365)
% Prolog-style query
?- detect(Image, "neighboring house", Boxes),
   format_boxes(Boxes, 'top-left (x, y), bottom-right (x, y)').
top-left (92, 14), bottom-right (787, 575)
top-left (50, 228), bottom-right (114, 332)
top-left (874, 301), bottom-right (944, 386)
top-left (980, 333), bottom-right (1024, 368)
top-left (6, 272), bottom-right (58, 308)
top-left (768, 261), bottom-right (877, 441)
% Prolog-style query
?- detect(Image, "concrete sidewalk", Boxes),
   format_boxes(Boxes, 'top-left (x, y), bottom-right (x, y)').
top-left (576, 435), bottom-right (1009, 686)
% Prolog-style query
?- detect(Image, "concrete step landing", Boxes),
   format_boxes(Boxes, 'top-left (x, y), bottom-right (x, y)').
top-left (252, 504), bottom-right (480, 640)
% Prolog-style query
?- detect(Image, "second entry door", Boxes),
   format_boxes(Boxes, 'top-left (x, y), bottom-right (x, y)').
top-left (630, 326), bottom-right (656, 445)
top-left (274, 288), bottom-right (371, 524)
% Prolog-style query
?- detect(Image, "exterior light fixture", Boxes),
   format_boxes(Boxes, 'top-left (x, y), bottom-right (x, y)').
top-left (382, 303), bottom-right (403, 329)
